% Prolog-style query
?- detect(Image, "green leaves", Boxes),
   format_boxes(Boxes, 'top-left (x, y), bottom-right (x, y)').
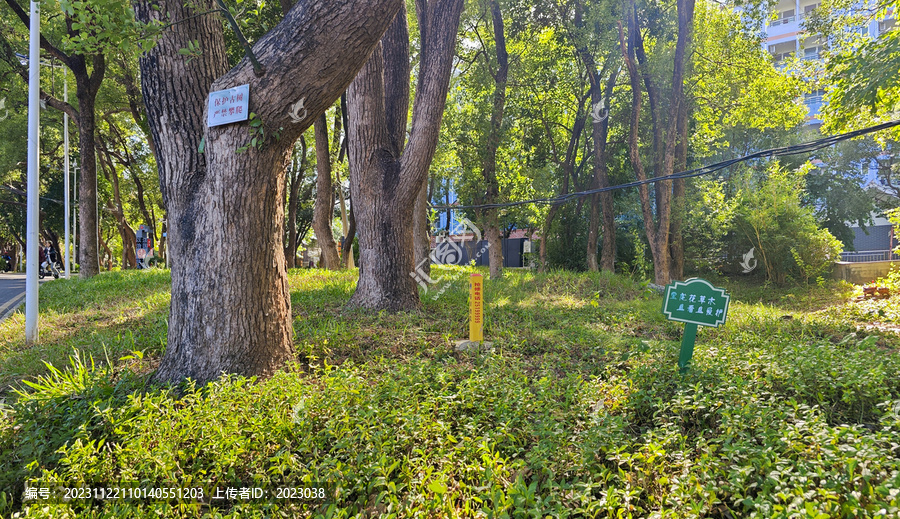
top-left (236, 112), bottom-right (267, 154)
top-left (177, 39), bottom-right (203, 62)
top-left (58, 0), bottom-right (157, 57)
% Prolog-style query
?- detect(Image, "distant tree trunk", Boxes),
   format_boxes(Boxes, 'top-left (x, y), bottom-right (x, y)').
top-left (1, 0), bottom-right (104, 279)
top-left (347, 0), bottom-right (464, 310)
top-left (337, 92), bottom-right (356, 269)
top-left (669, 100), bottom-right (688, 281)
top-left (135, 0), bottom-right (403, 384)
top-left (284, 137), bottom-right (307, 269)
top-left (536, 97), bottom-right (587, 272)
top-left (158, 219), bottom-right (167, 266)
top-left (413, 183), bottom-right (431, 275)
top-left (619, 0), bottom-right (694, 285)
top-left (481, 0), bottom-right (508, 280)
top-left (342, 190), bottom-right (357, 268)
top-left (539, 200), bottom-right (564, 272)
top-left (99, 232), bottom-right (114, 271)
top-left (313, 114), bottom-right (340, 269)
top-left (583, 56), bottom-right (618, 273)
top-left (98, 144), bottom-right (137, 268)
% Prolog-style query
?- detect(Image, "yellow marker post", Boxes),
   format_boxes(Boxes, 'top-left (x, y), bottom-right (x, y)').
top-left (469, 273), bottom-right (484, 342)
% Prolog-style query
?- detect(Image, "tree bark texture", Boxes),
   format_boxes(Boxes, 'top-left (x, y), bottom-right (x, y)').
top-left (135, 0), bottom-right (403, 384)
top-left (347, 0), bottom-right (464, 311)
top-left (313, 114), bottom-right (340, 269)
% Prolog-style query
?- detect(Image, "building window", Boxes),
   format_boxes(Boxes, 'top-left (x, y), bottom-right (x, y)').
top-left (805, 90), bottom-right (826, 118)
top-left (771, 9), bottom-right (796, 26)
top-left (803, 46), bottom-right (822, 60)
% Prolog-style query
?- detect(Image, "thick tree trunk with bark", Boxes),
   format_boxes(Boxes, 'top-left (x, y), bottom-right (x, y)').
top-left (347, 0), bottom-right (464, 311)
top-left (136, 0), bottom-right (403, 383)
top-left (313, 114), bottom-right (340, 269)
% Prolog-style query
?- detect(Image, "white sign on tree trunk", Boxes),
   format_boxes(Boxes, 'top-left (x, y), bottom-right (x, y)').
top-left (207, 84), bottom-right (250, 127)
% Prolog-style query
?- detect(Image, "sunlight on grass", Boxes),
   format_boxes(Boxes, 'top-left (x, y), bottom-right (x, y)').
top-left (2, 268), bottom-right (900, 517)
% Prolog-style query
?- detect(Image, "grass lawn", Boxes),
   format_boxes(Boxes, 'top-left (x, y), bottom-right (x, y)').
top-left (1, 266), bottom-right (899, 517)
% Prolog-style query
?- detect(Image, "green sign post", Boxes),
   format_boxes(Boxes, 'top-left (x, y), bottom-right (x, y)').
top-left (662, 278), bottom-right (731, 373)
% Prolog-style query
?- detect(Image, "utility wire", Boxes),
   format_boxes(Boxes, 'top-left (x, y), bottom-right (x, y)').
top-left (431, 119), bottom-right (900, 211)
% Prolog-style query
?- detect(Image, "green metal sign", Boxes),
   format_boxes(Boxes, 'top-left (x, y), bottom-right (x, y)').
top-left (662, 278), bottom-right (731, 373)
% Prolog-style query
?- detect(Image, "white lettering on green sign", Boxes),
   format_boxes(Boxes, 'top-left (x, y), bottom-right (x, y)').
top-left (662, 278), bottom-right (730, 327)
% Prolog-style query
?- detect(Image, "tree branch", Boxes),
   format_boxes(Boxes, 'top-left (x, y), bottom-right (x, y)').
top-left (2, 0), bottom-right (73, 66)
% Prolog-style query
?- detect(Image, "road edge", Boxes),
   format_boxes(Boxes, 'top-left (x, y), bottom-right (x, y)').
top-left (0, 292), bottom-right (25, 323)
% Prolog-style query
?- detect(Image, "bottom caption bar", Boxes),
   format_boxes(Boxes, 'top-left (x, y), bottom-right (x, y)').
top-left (22, 482), bottom-right (332, 505)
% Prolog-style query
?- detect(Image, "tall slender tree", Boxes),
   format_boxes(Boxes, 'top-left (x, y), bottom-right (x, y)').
top-left (619, 0), bottom-right (695, 285)
top-left (313, 113), bottom-right (340, 269)
top-left (480, 0), bottom-right (509, 280)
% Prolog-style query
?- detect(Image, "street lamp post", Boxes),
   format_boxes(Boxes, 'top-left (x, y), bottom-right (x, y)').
top-left (16, 53), bottom-right (72, 278)
top-left (63, 68), bottom-right (70, 278)
top-left (25, 0), bottom-right (40, 344)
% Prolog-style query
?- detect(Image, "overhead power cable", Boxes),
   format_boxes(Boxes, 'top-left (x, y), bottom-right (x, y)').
top-left (430, 119), bottom-right (900, 211)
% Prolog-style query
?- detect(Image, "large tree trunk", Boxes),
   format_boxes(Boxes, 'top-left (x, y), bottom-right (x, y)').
top-left (136, 0), bottom-right (403, 384)
top-left (347, 0), bottom-right (464, 311)
top-left (481, 0), bottom-right (508, 280)
top-left (313, 114), bottom-right (340, 269)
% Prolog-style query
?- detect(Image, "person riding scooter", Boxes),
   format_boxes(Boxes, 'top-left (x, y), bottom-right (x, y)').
top-left (39, 242), bottom-right (60, 279)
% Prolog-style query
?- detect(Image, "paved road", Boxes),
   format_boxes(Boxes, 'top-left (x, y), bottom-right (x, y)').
top-left (0, 273), bottom-right (53, 322)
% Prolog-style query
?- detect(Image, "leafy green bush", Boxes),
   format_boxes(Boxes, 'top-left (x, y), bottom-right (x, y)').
top-left (683, 179), bottom-right (739, 273)
top-left (791, 228), bottom-right (844, 284)
top-left (734, 164), bottom-right (843, 284)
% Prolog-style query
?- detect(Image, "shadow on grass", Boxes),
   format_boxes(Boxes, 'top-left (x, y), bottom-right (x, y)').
top-left (0, 271), bottom-right (172, 394)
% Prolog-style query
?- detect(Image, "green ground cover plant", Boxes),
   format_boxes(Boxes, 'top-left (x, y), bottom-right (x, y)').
top-left (0, 267), bottom-right (899, 518)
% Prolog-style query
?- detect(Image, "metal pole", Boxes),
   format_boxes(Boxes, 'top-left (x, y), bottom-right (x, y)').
top-left (73, 166), bottom-right (77, 273)
top-left (25, 1), bottom-right (40, 344)
top-left (63, 68), bottom-right (70, 279)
